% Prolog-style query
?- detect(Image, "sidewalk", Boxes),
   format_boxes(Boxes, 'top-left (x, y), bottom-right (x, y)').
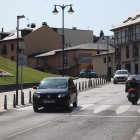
top-left (0, 88), bottom-right (35, 112)
top-left (0, 78), bottom-right (108, 113)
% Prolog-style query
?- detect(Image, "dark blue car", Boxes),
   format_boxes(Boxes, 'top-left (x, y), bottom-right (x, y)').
top-left (79, 69), bottom-right (98, 78)
top-left (33, 77), bottom-right (78, 112)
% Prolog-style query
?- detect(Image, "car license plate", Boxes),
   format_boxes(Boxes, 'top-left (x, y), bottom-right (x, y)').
top-left (43, 100), bottom-right (54, 103)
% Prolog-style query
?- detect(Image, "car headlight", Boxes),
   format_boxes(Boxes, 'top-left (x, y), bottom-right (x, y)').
top-left (33, 93), bottom-right (40, 98)
top-left (58, 94), bottom-right (66, 98)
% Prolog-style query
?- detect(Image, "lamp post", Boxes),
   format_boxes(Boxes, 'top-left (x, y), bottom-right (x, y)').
top-left (52, 4), bottom-right (74, 76)
top-left (106, 36), bottom-right (111, 82)
top-left (16, 15), bottom-right (25, 105)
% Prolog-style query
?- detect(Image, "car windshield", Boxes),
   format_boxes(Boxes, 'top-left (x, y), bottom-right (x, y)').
top-left (81, 69), bottom-right (95, 73)
top-left (38, 79), bottom-right (68, 89)
top-left (116, 71), bottom-right (128, 74)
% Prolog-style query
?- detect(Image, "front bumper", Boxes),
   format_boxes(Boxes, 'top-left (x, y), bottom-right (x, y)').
top-left (113, 77), bottom-right (127, 82)
top-left (33, 96), bottom-right (69, 108)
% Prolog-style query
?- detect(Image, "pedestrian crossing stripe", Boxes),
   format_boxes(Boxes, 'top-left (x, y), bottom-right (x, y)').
top-left (94, 105), bottom-right (111, 113)
top-left (79, 104), bottom-right (140, 114)
top-left (16, 104), bottom-right (140, 115)
top-left (138, 107), bottom-right (140, 114)
top-left (116, 105), bottom-right (131, 114)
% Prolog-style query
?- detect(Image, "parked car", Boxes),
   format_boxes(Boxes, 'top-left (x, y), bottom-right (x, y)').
top-left (79, 69), bottom-right (98, 78)
top-left (113, 69), bottom-right (129, 84)
top-left (33, 77), bottom-right (78, 112)
top-left (125, 74), bottom-right (140, 92)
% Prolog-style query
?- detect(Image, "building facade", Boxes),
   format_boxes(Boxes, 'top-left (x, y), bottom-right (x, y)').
top-left (52, 27), bottom-right (93, 47)
top-left (111, 10), bottom-right (140, 74)
top-left (0, 24), bottom-right (62, 66)
top-left (35, 43), bottom-right (111, 76)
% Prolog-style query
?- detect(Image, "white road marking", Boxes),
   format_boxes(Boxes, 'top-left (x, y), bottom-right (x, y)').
top-left (80, 104), bottom-right (94, 111)
top-left (116, 105), bottom-right (131, 114)
top-left (137, 107), bottom-right (140, 114)
top-left (131, 128), bottom-right (140, 140)
top-left (94, 105), bottom-right (111, 114)
top-left (71, 114), bottom-right (139, 118)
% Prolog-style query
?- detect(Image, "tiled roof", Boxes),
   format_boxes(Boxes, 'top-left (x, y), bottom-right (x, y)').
top-left (0, 26), bottom-right (43, 41)
top-left (111, 10), bottom-right (140, 30)
top-left (35, 43), bottom-right (114, 57)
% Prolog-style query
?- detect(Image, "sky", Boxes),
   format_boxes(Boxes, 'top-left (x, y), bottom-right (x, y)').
top-left (1, 0), bottom-right (140, 36)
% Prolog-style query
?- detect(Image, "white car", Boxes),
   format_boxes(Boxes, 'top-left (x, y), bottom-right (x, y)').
top-left (113, 70), bottom-right (129, 84)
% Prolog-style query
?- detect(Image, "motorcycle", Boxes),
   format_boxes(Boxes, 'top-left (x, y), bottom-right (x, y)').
top-left (127, 79), bottom-right (139, 105)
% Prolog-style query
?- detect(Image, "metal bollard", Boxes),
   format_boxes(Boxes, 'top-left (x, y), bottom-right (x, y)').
top-left (29, 91), bottom-right (32, 104)
top-left (85, 81), bottom-right (87, 89)
top-left (82, 81), bottom-right (84, 90)
top-left (75, 83), bottom-right (77, 90)
top-left (79, 82), bottom-right (81, 90)
top-left (93, 79), bottom-right (95, 87)
top-left (100, 75), bottom-right (102, 85)
top-left (13, 94), bottom-right (16, 108)
top-left (4, 95), bottom-right (7, 110)
top-left (21, 92), bottom-right (24, 105)
top-left (88, 79), bottom-right (90, 88)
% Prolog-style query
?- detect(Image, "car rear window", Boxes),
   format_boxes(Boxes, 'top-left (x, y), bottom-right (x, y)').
top-left (116, 70), bottom-right (128, 74)
top-left (128, 75), bottom-right (140, 81)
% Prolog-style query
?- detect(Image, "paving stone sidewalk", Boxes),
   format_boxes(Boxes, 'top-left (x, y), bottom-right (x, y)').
top-left (0, 88), bottom-right (35, 112)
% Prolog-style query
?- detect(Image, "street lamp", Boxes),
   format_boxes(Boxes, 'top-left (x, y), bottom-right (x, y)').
top-left (52, 4), bottom-right (74, 76)
top-left (106, 36), bottom-right (111, 82)
top-left (16, 15), bottom-right (25, 105)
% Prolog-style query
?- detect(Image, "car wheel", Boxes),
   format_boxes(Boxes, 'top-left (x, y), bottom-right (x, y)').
top-left (33, 105), bottom-right (39, 112)
top-left (125, 87), bottom-right (128, 92)
top-left (73, 96), bottom-right (78, 107)
top-left (132, 101), bottom-right (137, 105)
top-left (113, 81), bottom-right (117, 84)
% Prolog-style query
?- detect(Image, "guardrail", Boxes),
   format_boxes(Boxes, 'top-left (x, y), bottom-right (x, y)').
top-left (0, 76), bottom-right (108, 112)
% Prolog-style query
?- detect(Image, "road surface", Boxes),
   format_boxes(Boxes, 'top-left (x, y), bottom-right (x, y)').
top-left (0, 83), bottom-right (140, 140)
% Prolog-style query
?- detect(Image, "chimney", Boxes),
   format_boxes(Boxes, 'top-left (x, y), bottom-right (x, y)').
top-left (31, 23), bottom-right (36, 28)
top-left (21, 28), bottom-right (33, 37)
top-left (42, 22), bottom-right (47, 26)
top-left (72, 27), bottom-right (77, 30)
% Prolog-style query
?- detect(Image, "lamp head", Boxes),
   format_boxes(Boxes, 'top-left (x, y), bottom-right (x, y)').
top-left (68, 5), bottom-right (74, 14)
top-left (17, 15), bottom-right (25, 19)
top-left (52, 5), bottom-right (58, 15)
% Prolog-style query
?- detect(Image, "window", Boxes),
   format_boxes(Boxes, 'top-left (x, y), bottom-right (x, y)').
top-left (103, 57), bottom-right (106, 63)
top-left (64, 54), bottom-right (68, 64)
top-left (136, 24), bottom-right (140, 40)
top-left (3, 44), bottom-right (7, 49)
top-left (122, 29), bottom-right (125, 43)
top-left (135, 64), bottom-right (138, 74)
top-left (133, 42), bottom-right (139, 57)
top-left (1, 44), bottom-right (7, 54)
top-left (11, 56), bottom-right (14, 61)
top-left (126, 45), bottom-right (129, 58)
top-left (11, 43), bottom-right (14, 51)
top-left (108, 56), bottom-right (111, 62)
